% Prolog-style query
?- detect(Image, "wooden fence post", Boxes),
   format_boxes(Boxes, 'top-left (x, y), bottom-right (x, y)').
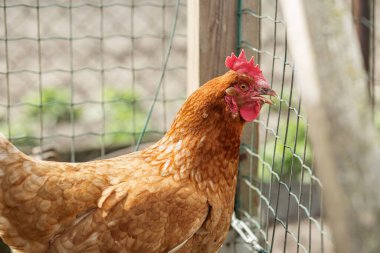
top-left (187, 0), bottom-right (261, 220)
top-left (281, 0), bottom-right (380, 252)
top-left (187, 0), bottom-right (238, 95)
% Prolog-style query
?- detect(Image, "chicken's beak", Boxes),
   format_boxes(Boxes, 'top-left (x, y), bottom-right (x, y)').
top-left (261, 87), bottom-right (277, 97)
top-left (260, 87), bottom-right (277, 105)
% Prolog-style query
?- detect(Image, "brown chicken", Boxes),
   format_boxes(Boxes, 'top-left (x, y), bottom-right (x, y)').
top-left (0, 50), bottom-right (275, 253)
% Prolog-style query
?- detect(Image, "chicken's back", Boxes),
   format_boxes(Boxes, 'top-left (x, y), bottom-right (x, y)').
top-left (0, 134), bottom-right (138, 252)
top-left (0, 135), bottom-right (211, 253)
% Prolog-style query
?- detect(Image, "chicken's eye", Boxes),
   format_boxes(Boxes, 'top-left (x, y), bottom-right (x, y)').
top-left (239, 83), bottom-right (249, 91)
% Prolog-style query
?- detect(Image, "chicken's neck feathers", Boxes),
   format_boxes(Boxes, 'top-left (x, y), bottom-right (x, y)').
top-left (142, 88), bottom-right (244, 198)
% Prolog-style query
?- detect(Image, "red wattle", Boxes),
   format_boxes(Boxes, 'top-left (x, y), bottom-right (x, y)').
top-left (239, 103), bottom-right (261, 122)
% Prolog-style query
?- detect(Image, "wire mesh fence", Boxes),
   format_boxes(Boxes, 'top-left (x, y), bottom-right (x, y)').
top-left (0, 0), bottom-right (379, 253)
top-left (235, 1), bottom-right (331, 252)
top-left (0, 0), bottom-right (187, 162)
top-left (0, 0), bottom-right (186, 250)
top-left (234, 0), bottom-right (378, 253)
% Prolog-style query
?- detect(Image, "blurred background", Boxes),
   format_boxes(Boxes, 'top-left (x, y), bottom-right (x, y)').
top-left (0, 0), bottom-right (379, 252)
top-left (0, 0), bottom-right (187, 161)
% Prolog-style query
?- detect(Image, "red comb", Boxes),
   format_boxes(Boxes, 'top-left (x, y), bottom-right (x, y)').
top-left (225, 50), bottom-right (269, 87)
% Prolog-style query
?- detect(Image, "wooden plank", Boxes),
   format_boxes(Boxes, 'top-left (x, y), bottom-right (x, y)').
top-left (187, 0), bottom-right (262, 219)
top-left (281, 0), bottom-right (380, 252)
top-left (198, 1), bottom-right (238, 85)
top-left (187, 0), bottom-right (238, 95)
top-left (186, 0), bottom-right (200, 95)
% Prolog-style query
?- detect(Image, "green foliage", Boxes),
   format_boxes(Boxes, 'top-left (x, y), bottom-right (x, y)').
top-left (1, 87), bottom-right (83, 147)
top-left (25, 88), bottom-right (82, 126)
top-left (258, 118), bottom-right (313, 183)
top-left (1, 86), bottom-right (147, 149)
top-left (103, 88), bottom-right (146, 146)
top-left (258, 91), bottom-right (313, 183)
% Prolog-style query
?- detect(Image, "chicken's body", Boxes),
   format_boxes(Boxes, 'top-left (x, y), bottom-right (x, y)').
top-left (0, 72), bottom-right (244, 253)
top-left (0, 51), bottom-right (275, 253)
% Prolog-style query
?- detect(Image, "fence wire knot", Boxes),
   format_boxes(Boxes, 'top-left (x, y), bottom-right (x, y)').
top-left (231, 213), bottom-right (267, 253)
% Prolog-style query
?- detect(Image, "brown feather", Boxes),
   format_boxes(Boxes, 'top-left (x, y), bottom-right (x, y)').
top-left (0, 71), bottom-right (248, 253)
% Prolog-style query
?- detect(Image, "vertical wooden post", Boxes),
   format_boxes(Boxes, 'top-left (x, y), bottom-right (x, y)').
top-left (281, 0), bottom-right (380, 253)
top-left (187, 0), bottom-right (200, 95)
top-left (187, 0), bottom-right (262, 220)
top-left (187, 0), bottom-right (238, 95)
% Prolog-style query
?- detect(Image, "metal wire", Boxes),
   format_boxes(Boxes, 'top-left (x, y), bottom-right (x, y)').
top-left (0, 0), bottom-right (187, 159)
top-left (0, 34), bottom-right (186, 41)
top-left (2, 0), bottom-right (11, 139)
top-left (69, 0), bottom-right (76, 162)
top-left (99, 0), bottom-right (106, 157)
top-left (236, 1), bottom-right (334, 252)
top-left (161, 0), bottom-right (168, 134)
top-left (0, 2), bottom-right (185, 8)
top-left (236, 0), bottom-right (379, 252)
top-left (134, 0), bottom-right (180, 151)
top-left (130, 0), bottom-right (137, 148)
top-left (36, 0), bottom-right (43, 152)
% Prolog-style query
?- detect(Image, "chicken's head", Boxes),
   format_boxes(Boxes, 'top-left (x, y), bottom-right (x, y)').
top-left (224, 50), bottom-right (276, 122)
